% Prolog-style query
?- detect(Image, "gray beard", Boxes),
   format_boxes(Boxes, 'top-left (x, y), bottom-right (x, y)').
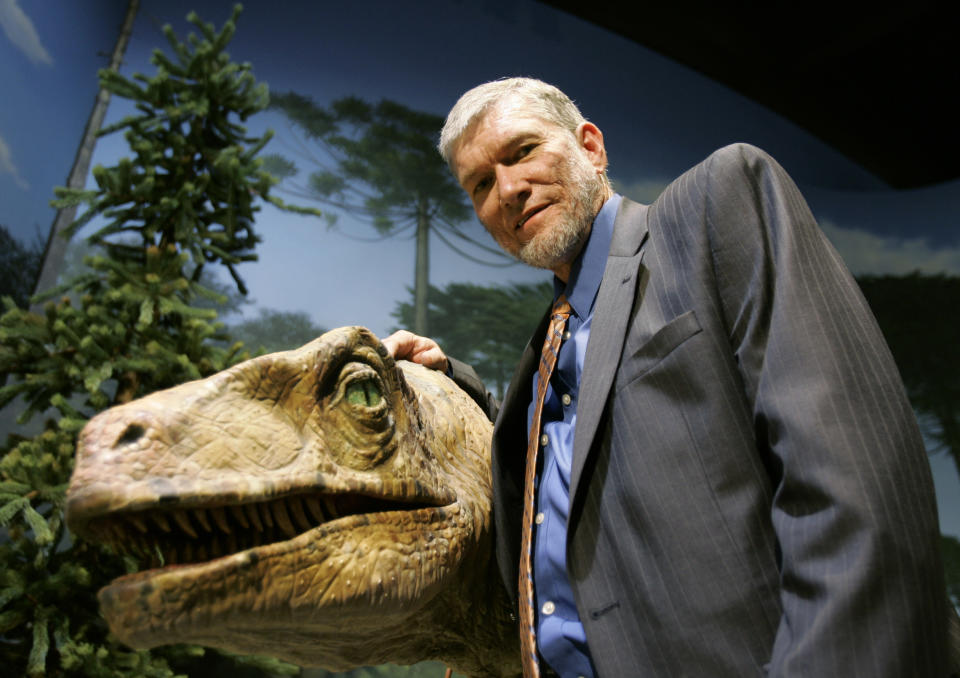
top-left (516, 152), bottom-right (604, 271)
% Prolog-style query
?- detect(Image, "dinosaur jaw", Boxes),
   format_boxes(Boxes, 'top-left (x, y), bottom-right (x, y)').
top-left (96, 500), bottom-right (473, 659)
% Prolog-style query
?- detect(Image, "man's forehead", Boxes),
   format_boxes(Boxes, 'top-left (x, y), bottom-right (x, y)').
top-left (453, 102), bottom-right (564, 180)
top-left (473, 99), bottom-right (558, 139)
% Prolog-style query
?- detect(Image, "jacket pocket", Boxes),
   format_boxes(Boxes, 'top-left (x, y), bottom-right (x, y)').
top-left (616, 309), bottom-right (702, 389)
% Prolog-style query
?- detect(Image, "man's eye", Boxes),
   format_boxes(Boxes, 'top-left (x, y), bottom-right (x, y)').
top-left (473, 177), bottom-right (491, 195)
top-left (516, 143), bottom-right (535, 159)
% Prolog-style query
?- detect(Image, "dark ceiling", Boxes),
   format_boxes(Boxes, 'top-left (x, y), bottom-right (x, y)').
top-left (543, 2), bottom-right (958, 189)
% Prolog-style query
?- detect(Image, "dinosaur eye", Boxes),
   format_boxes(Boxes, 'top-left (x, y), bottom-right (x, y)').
top-left (345, 377), bottom-right (382, 407)
top-left (325, 360), bottom-right (395, 470)
top-left (334, 362), bottom-right (387, 415)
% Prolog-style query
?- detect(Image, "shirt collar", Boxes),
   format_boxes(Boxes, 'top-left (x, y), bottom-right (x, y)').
top-left (554, 193), bottom-right (622, 319)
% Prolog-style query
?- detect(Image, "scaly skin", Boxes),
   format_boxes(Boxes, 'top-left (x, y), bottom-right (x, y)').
top-left (66, 327), bottom-right (520, 677)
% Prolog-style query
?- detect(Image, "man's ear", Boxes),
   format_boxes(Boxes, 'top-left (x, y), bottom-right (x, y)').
top-left (576, 122), bottom-right (608, 172)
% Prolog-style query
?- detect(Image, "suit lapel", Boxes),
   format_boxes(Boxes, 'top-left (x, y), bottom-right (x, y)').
top-left (569, 198), bottom-right (649, 504)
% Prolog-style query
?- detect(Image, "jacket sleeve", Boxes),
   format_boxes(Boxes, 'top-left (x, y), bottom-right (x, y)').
top-left (447, 355), bottom-right (499, 423)
top-left (704, 144), bottom-right (948, 676)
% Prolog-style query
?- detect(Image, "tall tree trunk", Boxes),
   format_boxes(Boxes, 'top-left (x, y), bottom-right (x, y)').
top-left (413, 198), bottom-right (430, 336)
top-left (31, 0), bottom-right (139, 310)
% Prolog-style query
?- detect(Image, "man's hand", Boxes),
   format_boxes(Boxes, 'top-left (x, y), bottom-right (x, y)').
top-left (381, 330), bottom-right (449, 373)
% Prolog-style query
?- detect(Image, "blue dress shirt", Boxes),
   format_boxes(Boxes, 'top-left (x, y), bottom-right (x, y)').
top-left (527, 194), bottom-right (621, 677)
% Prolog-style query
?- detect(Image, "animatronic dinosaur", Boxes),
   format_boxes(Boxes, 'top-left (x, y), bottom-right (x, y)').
top-left (65, 327), bottom-right (521, 677)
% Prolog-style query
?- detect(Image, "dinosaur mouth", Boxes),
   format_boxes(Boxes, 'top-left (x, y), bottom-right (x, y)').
top-left (85, 492), bottom-right (438, 570)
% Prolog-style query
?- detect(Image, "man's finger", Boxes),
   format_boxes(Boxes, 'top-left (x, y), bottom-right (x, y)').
top-left (381, 330), bottom-right (415, 358)
top-left (381, 330), bottom-right (448, 372)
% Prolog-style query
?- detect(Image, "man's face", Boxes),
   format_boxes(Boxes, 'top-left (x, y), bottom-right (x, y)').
top-left (451, 101), bottom-right (609, 279)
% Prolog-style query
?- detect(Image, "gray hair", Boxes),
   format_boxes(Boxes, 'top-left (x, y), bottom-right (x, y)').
top-left (438, 77), bottom-right (590, 167)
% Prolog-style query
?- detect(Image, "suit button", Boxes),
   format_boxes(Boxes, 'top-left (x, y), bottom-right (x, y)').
top-left (540, 433), bottom-right (549, 447)
top-left (535, 512), bottom-right (545, 525)
top-left (541, 601), bottom-right (555, 615)
top-left (561, 393), bottom-right (572, 406)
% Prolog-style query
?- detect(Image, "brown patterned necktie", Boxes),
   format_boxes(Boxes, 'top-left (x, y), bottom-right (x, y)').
top-left (518, 295), bottom-right (572, 678)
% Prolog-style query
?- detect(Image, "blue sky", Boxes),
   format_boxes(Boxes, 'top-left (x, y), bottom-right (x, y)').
top-left (1, 0), bottom-right (958, 533)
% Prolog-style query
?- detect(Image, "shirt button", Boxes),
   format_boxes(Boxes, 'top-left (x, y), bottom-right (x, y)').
top-left (561, 393), bottom-right (572, 406)
top-left (563, 330), bottom-right (571, 340)
top-left (535, 512), bottom-right (545, 525)
top-left (540, 433), bottom-right (549, 447)
top-left (541, 601), bottom-right (555, 615)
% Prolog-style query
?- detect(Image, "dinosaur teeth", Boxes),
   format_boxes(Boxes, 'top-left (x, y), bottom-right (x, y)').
top-left (210, 506), bottom-right (231, 534)
top-left (259, 502), bottom-right (275, 528)
top-left (273, 500), bottom-right (297, 538)
top-left (288, 497), bottom-right (313, 531)
top-left (94, 488), bottom-right (428, 573)
top-left (323, 497), bottom-right (339, 520)
top-left (173, 510), bottom-right (198, 538)
top-left (111, 523), bottom-right (128, 544)
top-left (194, 508), bottom-right (213, 533)
top-left (229, 505), bottom-right (250, 529)
top-left (305, 496), bottom-right (326, 523)
top-left (245, 504), bottom-right (264, 531)
top-left (129, 515), bottom-right (149, 534)
top-left (153, 512), bottom-right (171, 532)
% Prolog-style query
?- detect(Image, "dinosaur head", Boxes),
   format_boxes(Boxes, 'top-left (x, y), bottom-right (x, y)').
top-left (66, 327), bottom-right (517, 675)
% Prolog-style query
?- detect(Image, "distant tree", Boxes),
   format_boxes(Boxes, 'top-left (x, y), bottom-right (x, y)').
top-left (393, 280), bottom-right (552, 399)
top-left (858, 273), bottom-right (960, 476)
top-left (0, 6), bottom-right (313, 675)
top-left (0, 225), bottom-right (43, 308)
top-left (32, 0), bottom-right (139, 308)
top-left (267, 93), bottom-right (513, 336)
top-left (228, 308), bottom-right (326, 353)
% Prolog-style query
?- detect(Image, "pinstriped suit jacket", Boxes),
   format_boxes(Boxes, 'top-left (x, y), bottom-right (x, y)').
top-left (472, 144), bottom-right (948, 676)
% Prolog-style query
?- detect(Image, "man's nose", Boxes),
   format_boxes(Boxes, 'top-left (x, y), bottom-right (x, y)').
top-left (495, 165), bottom-right (530, 208)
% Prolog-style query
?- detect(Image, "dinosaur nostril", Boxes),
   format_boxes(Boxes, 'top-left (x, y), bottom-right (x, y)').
top-left (115, 424), bottom-right (146, 447)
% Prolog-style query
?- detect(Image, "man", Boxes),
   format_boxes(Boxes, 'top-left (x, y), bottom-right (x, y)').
top-left (385, 78), bottom-right (950, 677)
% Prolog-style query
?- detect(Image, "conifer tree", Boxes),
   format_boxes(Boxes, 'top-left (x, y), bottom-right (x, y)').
top-left (0, 6), bottom-right (315, 676)
top-left (267, 94), bottom-right (513, 336)
top-left (392, 280), bottom-right (552, 399)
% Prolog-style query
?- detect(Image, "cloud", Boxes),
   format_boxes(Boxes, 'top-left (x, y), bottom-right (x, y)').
top-left (0, 0), bottom-right (53, 66)
top-left (821, 219), bottom-right (960, 276)
top-left (0, 133), bottom-right (29, 190)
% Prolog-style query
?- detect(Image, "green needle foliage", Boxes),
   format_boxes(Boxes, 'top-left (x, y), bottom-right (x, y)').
top-left (0, 5), bottom-right (314, 676)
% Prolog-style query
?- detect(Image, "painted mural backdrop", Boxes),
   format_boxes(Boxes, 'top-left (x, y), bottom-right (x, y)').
top-left (1, 1), bottom-right (957, 675)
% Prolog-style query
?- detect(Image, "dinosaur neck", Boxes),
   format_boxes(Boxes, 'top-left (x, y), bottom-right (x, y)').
top-left (424, 541), bottom-right (521, 678)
